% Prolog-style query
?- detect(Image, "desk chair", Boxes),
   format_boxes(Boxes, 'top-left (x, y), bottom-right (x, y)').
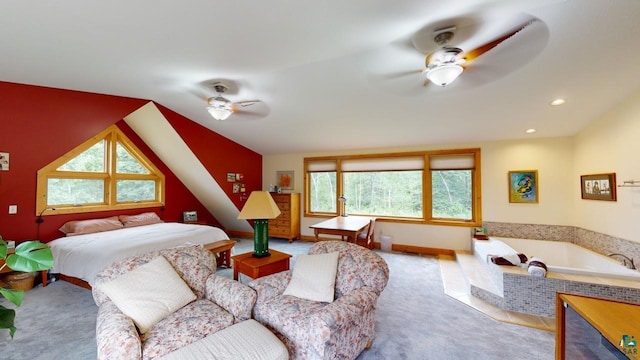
top-left (356, 219), bottom-right (375, 249)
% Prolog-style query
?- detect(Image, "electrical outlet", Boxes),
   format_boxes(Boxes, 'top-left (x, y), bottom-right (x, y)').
top-left (8, 204), bottom-right (17, 214)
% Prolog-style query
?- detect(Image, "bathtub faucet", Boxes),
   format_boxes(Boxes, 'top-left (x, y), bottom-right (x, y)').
top-left (607, 253), bottom-right (636, 270)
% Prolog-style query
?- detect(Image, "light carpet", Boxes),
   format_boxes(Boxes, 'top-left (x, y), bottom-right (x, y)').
top-left (0, 238), bottom-right (555, 359)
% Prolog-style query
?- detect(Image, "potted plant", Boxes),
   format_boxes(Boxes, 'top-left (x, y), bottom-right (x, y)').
top-left (0, 235), bottom-right (54, 340)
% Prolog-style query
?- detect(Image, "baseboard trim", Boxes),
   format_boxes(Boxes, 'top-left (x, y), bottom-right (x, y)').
top-left (229, 232), bottom-right (454, 257)
top-left (299, 234), bottom-right (454, 256)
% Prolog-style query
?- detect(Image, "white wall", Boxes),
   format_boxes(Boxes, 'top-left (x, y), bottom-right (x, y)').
top-left (263, 136), bottom-right (576, 251)
top-left (481, 137), bottom-right (575, 225)
top-left (573, 91), bottom-right (640, 243)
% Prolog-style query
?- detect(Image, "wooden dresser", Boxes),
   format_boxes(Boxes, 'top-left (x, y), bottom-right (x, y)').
top-left (268, 192), bottom-right (300, 243)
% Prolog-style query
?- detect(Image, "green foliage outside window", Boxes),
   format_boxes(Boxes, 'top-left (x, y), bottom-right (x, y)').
top-left (116, 143), bottom-right (148, 174)
top-left (432, 170), bottom-right (472, 220)
top-left (57, 140), bottom-right (105, 172)
top-left (309, 172), bottom-right (337, 213)
top-left (47, 179), bottom-right (105, 205)
top-left (116, 180), bottom-right (156, 202)
top-left (343, 171), bottom-right (423, 217)
top-left (305, 149), bottom-right (480, 224)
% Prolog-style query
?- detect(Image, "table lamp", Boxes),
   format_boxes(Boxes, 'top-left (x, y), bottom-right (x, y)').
top-left (338, 195), bottom-right (347, 217)
top-left (237, 191), bottom-right (281, 257)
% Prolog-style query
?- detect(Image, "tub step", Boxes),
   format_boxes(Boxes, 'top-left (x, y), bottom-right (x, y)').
top-left (455, 251), bottom-right (502, 298)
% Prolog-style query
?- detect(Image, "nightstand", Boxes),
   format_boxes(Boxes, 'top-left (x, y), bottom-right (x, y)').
top-left (231, 249), bottom-right (292, 281)
top-left (183, 220), bottom-right (208, 225)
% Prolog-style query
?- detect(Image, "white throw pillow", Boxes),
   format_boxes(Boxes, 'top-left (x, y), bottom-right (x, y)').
top-left (100, 256), bottom-right (196, 333)
top-left (283, 252), bottom-right (339, 303)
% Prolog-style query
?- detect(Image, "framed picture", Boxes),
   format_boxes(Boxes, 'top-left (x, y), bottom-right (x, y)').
top-left (0, 152), bottom-right (9, 171)
top-left (227, 173), bottom-right (236, 182)
top-left (508, 170), bottom-right (538, 203)
top-left (182, 211), bottom-right (198, 222)
top-left (581, 173), bottom-right (616, 201)
top-left (276, 171), bottom-right (294, 190)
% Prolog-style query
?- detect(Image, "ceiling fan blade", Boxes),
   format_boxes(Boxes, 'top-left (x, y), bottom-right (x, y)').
top-left (228, 101), bottom-right (270, 120)
top-left (463, 18), bottom-right (538, 63)
top-left (234, 100), bottom-right (261, 108)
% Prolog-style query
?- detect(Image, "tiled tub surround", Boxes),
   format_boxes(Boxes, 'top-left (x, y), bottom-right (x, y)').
top-left (482, 222), bottom-right (640, 264)
top-left (498, 237), bottom-right (640, 281)
top-left (472, 237), bottom-right (640, 318)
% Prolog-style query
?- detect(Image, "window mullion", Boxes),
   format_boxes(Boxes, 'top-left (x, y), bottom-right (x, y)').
top-left (107, 132), bottom-right (117, 205)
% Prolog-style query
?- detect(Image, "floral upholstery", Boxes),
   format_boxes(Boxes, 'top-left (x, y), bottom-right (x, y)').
top-left (92, 245), bottom-right (257, 360)
top-left (249, 241), bottom-right (389, 360)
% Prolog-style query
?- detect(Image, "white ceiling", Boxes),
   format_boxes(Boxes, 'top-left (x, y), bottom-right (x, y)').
top-left (2, 0), bottom-right (639, 155)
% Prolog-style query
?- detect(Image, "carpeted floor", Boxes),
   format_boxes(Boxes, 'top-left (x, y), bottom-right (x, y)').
top-left (0, 238), bottom-right (555, 359)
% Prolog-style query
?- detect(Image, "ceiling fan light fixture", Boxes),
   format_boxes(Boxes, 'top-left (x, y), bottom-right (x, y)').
top-left (207, 96), bottom-right (233, 121)
top-left (426, 64), bottom-right (463, 87)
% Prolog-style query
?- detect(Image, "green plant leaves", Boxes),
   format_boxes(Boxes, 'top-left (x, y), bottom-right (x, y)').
top-left (0, 240), bottom-right (53, 342)
top-left (0, 305), bottom-right (17, 339)
top-left (0, 238), bottom-right (7, 260)
top-left (5, 241), bottom-right (53, 272)
top-left (0, 288), bottom-right (23, 307)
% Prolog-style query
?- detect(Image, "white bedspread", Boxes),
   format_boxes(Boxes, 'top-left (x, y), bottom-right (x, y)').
top-left (48, 222), bottom-right (229, 285)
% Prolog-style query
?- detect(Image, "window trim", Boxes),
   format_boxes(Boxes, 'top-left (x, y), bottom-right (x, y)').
top-left (36, 125), bottom-right (165, 216)
top-left (304, 148), bottom-right (481, 227)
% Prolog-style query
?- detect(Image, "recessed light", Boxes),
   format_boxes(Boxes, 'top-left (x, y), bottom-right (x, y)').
top-left (550, 98), bottom-right (566, 106)
top-left (525, 128), bottom-right (537, 134)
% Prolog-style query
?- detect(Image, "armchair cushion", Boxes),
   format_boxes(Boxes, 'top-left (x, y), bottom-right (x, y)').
top-left (99, 256), bottom-right (196, 334)
top-left (249, 241), bottom-right (389, 360)
top-left (93, 245), bottom-right (258, 360)
top-left (283, 252), bottom-right (339, 302)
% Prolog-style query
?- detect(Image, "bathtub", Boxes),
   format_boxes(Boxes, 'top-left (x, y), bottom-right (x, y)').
top-left (487, 237), bottom-right (640, 281)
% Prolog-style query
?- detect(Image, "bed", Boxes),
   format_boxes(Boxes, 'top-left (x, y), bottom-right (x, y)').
top-left (48, 220), bottom-right (229, 288)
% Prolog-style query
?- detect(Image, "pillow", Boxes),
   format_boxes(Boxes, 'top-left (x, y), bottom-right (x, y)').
top-left (99, 256), bottom-right (196, 333)
top-left (59, 216), bottom-right (123, 236)
top-left (283, 252), bottom-right (339, 303)
top-left (118, 212), bottom-right (163, 228)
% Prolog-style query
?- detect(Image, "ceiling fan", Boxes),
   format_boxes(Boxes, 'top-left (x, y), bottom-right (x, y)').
top-left (206, 82), bottom-right (261, 121)
top-left (366, 13), bottom-right (549, 93)
top-left (422, 18), bottom-right (538, 87)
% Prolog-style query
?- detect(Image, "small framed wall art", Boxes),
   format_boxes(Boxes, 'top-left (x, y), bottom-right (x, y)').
top-left (276, 171), bottom-right (294, 190)
top-left (508, 170), bottom-right (538, 203)
top-left (581, 173), bottom-right (616, 201)
top-left (182, 211), bottom-right (198, 222)
top-left (0, 152), bottom-right (9, 171)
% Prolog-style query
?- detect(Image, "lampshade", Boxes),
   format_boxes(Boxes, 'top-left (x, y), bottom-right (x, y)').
top-left (207, 96), bottom-right (233, 121)
top-left (238, 191), bottom-right (282, 257)
top-left (426, 64), bottom-right (463, 87)
top-left (237, 191), bottom-right (281, 220)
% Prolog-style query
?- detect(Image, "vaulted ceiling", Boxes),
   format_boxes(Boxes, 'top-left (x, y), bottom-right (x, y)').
top-left (2, 0), bottom-right (639, 155)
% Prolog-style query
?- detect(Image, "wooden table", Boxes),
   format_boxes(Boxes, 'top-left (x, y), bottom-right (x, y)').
top-left (556, 293), bottom-right (640, 359)
top-left (231, 249), bottom-right (292, 281)
top-left (310, 215), bottom-right (374, 242)
top-left (204, 239), bottom-right (236, 268)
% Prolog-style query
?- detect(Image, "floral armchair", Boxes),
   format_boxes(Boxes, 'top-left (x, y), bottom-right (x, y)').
top-left (248, 241), bottom-right (390, 360)
top-left (92, 245), bottom-right (256, 360)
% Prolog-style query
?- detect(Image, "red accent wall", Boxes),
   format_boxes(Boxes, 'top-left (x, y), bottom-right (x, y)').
top-left (0, 81), bottom-right (261, 242)
top-left (155, 104), bottom-right (262, 210)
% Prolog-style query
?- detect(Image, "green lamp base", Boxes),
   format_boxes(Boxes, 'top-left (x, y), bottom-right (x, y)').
top-left (252, 219), bottom-right (271, 258)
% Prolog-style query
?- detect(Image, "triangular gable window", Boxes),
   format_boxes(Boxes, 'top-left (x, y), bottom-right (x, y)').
top-left (36, 125), bottom-right (164, 216)
top-left (116, 143), bottom-right (149, 174)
